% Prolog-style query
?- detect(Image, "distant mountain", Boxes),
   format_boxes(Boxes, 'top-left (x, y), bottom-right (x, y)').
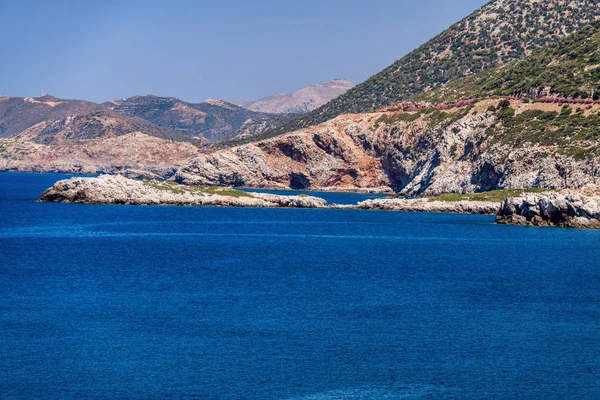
top-left (1, 132), bottom-right (202, 179)
top-left (230, 79), bottom-right (355, 114)
top-left (104, 96), bottom-right (294, 142)
top-left (0, 95), bottom-right (182, 144)
top-left (263, 0), bottom-right (600, 138)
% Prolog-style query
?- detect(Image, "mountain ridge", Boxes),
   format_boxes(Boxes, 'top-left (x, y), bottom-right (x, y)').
top-left (230, 79), bottom-right (355, 114)
top-left (0, 95), bottom-right (184, 144)
top-left (414, 20), bottom-right (600, 103)
top-left (105, 95), bottom-right (294, 142)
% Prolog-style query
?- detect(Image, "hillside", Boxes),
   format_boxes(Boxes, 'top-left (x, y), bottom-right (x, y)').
top-left (169, 22), bottom-right (600, 194)
top-left (105, 96), bottom-right (294, 142)
top-left (415, 20), bottom-right (600, 103)
top-left (174, 98), bottom-right (600, 195)
top-left (0, 95), bottom-right (184, 144)
top-left (231, 79), bottom-right (355, 114)
top-left (255, 0), bottom-right (600, 140)
top-left (0, 132), bottom-right (201, 178)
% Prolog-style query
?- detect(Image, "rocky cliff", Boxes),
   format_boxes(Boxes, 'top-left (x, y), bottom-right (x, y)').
top-left (496, 187), bottom-right (600, 228)
top-left (174, 99), bottom-right (600, 196)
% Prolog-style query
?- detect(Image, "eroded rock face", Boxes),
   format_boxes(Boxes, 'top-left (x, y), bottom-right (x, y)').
top-left (496, 191), bottom-right (600, 228)
top-left (39, 175), bottom-right (327, 209)
top-left (174, 118), bottom-right (392, 192)
top-left (175, 100), bottom-right (600, 196)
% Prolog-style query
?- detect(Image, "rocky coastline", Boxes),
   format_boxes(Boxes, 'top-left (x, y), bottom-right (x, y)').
top-left (355, 198), bottom-right (499, 214)
top-left (39, 175), bottom-right (327, 209)
top-left (496, 190), bottom-right (600, 229)
top-left (39, 176), bottom-right (600, 229)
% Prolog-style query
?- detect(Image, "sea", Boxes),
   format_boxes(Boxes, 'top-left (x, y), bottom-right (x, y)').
top-left (1, 172), bottom-right (599, 399)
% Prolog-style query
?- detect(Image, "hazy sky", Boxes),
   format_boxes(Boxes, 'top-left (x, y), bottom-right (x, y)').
top-left (1, 0), bottom-right (488, 103)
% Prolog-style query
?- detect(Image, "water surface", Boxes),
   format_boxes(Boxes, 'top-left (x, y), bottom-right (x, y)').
top-left (1, 172), bottom-right (599, 399)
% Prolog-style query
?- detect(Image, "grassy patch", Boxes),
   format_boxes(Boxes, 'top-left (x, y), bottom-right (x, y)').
top-left (481, 106), bottom-right (600, 158)
top-left (374, 112), bottom-right (421, 129)
top-left (428, 188), bottom-right (555, 203)
top-left (143, 181), bottom-right (252, 197)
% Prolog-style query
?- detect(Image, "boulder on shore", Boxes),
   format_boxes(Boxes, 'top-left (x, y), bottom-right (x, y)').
top-left (496, 191), bottom-right (600, 229)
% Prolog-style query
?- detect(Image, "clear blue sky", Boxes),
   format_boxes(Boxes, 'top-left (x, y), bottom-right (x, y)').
top-left (1, 0), bottom-right (488, 103)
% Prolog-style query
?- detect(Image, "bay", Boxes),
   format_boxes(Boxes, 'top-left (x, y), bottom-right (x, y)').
top-left (1, 172), bottom-right (599, 399)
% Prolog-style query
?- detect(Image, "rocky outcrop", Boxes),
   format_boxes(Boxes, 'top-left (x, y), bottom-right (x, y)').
top-left (174, 100), bottom-right (600, 196)
top-left (174, 113), bottom-right (392, 192)
top-left (496, 190), bottom-right (600, 228)
top-left (356, 198), bottom-right (499, 215)
top-left (7, 98), bottom-right (600, 198)
top-left (39, 175), bottom-right (327, 208)
top-left (39, 174), bottom-right (497, 214)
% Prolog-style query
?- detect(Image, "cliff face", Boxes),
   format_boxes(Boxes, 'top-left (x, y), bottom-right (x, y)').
top-left (496, 187), bottom-right (600, 228)
top-left (175, 99), bottom-right (600, 196)
top-left (174, 112), bottom-right (391, 192)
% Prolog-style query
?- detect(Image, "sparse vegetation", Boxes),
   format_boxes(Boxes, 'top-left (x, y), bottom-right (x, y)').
top-left (428, 188), bottom-right (555, 203)
top-left (481, 105), bottom-right (600, 158)
top-left (143, 181), bottom-right (252, 197)
top-left (449, 144), bottom-right (458, 157)
top-left (373, 113), bottom-right (421, 129)
top-left (417, 20), bottom-right (600, 103)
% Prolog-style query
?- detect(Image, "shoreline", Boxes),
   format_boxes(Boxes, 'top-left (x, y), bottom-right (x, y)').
top-left (37, 175), bottom-right (600, 229)
top-left (37, 174), bottom-right (502, 216)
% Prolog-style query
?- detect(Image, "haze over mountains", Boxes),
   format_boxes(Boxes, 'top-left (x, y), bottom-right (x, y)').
top-left (230, 79), bottom-right (355, 114)
top-left (0, 92), bottom-right (295, 176)
top-left (0, 78), bottom-right (355, 150)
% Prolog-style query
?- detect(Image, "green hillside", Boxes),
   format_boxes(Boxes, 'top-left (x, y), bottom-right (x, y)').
top-left (416, 20), bottom-right (600, 103)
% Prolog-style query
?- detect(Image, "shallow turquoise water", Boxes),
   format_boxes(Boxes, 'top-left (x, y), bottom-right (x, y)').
top-left (1, 172), bottom-right (600, 399)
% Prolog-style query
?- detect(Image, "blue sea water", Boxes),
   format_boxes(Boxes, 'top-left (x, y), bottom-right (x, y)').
top-left (1, 172), bottom-right (600, 399)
